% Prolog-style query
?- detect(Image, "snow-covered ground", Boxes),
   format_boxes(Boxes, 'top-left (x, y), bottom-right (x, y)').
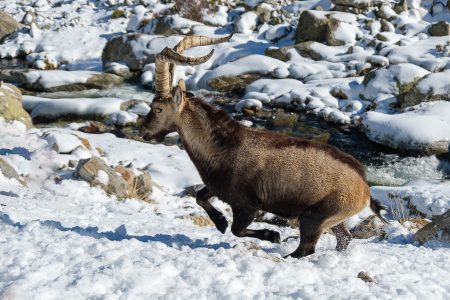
top-left (1, 119), bottom-right (450, 299)
top-left (1, 0), bottom-right (450, 298)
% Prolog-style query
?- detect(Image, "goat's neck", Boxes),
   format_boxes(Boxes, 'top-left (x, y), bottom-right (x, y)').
top-left (176, 100), bottom-right (240, 176)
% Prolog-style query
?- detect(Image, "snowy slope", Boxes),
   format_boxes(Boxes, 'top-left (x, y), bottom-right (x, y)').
top-left (1, 120), bottom-right (450, 299)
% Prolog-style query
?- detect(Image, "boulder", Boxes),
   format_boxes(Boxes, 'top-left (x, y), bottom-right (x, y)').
top-left (234, 11), bottom-right (259, 34)
top-left (75, 157), bottom-right (152, 201)
top-left (76, 157), bottom-right (130, 199)
top-left (0, 157), bottom-right (22, 182)
top-left (399, 69), bottom-right (450, 108)
top-left (331, 0), bottom-right (376, 8)
top-left (326, 18), bottom-right (357, 46)
top-left (0, 82), bottom-right (33, 128)
top-left (360, 63), bottom-right (430, 102)
top-left (428, 21), bottom-right (450, 36)
top-left (415, 209), bottom-right (450, 244)
top-left (0, 69), bottom-right (123, 92)
top-left (295, 10), bottom-right (329, 43)
top-left (102, 33), bottom-right (154, 72)
top-left (0, 11), bottom-right (22, 41)
top-left (293, 41), bottom-right (326, 60)
top-left (208, 73), bottom-right (263, 94)
top-left (132, 173), bottom-right (152, 200)
top-left (350, 215), bottom-right (385, 239)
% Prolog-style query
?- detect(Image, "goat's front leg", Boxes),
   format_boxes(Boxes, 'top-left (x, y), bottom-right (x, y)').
top-left (196, 186), bottom-right (228, 233)
top-left (231, 207), bottom-right (281, 243)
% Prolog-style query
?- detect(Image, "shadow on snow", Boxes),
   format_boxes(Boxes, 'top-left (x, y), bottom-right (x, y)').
top-left (0, 212), bottom-right (230, 250)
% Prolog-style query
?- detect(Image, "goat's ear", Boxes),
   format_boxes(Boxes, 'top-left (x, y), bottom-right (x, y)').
top-left (178, 79), bottom-right (186, 92)
top-left (173, 85), bottom-right (187, 112)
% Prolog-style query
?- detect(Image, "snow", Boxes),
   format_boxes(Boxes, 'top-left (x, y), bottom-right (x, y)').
top-left (361, 63), bottom-right (430, 101)
top-left (23, 70), bottom-right (97, 89)
top-left (372, 179), bottom-right (450, 218)
top-left (196, 55), bottom-right (289, 89)
top-left (1, 0), bottom-right (450, 297)
top-left (1, 120), bottom-right (450, 299)
top-left (417, 69), bottom-right (450, 96)
top-left (233, 11), bottom-right (258, 34)
top-left (364, 101), bottom-right (450, 150)
top-left (23, 96), bottom-right (139, 125)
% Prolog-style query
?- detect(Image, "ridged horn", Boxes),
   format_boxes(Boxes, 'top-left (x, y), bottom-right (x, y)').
top-left (154, 34), bottom-right (233, 100)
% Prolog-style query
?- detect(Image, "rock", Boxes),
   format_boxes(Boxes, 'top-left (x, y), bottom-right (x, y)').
top-left (76, 157), bottom-right (129, 199)
top-left (293, 41), bottom-right (325, 61)
top-left (102, 33), bottom-right (154, 72)
top-left (149, 15), bottom-right (202, 35)
top-left (114, 165), bottom-right (135, 186)
top-left (363, 102), bottom-right (450, 156)
top-left (0, 82), bottom-right (33, 128)
top-left (0, 11), bottom-right (22, 41)
top-left (326, 18), bottom-right (356, 46)
top-left (0, 157), bottom-right (21, 182)
top-left (393, 0), bottom-right (408, 13)
top-left (295, 10), bottom-right (329, 43)
top-left (428, 21), bottom-right (450, 36)
top-left (112, 9), bottom-right (125, 19)
top-left (104, 62), bottom-right (132, 78)
top-left (234, 11), bottom-right (259, 34)
top-left (360, 63), bottom-right (430, 102)
top-left (0, 69), bottom-right (123, 92)
top-left (351, 215), bottom-right (385, 239)
top-left (132, 172), bottom-right (152, 201)
top-left (415, 209), bottom-right (450, 243)
top-left (357, 271), bottom-right (375, 283)
top-left (399, 69), bottom-right (450, 108)
top-left (76, 157), bottom-right (152, 201)
top-left (256, 4), bottom-right (271, 23)
top-left (208, 73), bottom-right (263, 94)
top-left (331, 0), bottom-right (375, 9)
top-left (265, 47), bottom-right (291, 62)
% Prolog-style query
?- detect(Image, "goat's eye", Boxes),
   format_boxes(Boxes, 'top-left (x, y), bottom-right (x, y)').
top-left (154, 108), bottom-right (162, 113)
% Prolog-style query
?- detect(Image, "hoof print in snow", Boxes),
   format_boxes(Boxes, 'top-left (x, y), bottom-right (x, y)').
top-left (75, 157), bottom-right (152, 201)
top-left (415, 209), bottom-right (450, 244)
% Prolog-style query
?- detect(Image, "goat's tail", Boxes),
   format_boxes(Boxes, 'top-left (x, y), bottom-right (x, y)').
top-left (370, 197), bottom-right (389, 224)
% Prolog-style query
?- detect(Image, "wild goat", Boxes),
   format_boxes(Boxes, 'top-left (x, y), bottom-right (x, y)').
top-left (139, 34), bottom-right (386, 258)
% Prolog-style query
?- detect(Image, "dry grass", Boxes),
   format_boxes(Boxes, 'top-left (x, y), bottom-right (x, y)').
top-left (128, 177), bottom-right (152, 202)
top-left (188, 215), bottom-right (216, 227)
top-left (175, 0), bottom-right (209, 22)
top-left (387, 192), bottom-right (408, 224)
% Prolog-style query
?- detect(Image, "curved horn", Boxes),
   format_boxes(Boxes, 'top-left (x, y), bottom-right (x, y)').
top-left (154, 34), bottom-right (233, 99)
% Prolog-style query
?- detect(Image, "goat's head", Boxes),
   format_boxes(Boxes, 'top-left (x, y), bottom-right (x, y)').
top-left (139, 34), bottom-right (232, 142)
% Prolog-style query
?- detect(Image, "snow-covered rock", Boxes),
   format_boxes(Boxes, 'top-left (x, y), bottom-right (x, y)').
top-left (0, 82), bottom-right (33, 129)
top-left (400, 69), bottom-right (450, 108)
top-left (363, 101), bottom-right (450, 155)
top-left (361, 63), bottom-right (430, 102)
top-left (0, 11), bottom-right (22, 41)
top-left (23, 96), bottom-right (142, 125)
top-left (233, 11), bottom-right (259, 34)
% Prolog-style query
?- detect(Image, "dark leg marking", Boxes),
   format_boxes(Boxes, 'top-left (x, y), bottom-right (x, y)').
top-left (331, 223), bottom-right (352, 251)
top-left (231, 208), bottom-right (281, 243)
top-left (195, 186), bottom-right (228, 233)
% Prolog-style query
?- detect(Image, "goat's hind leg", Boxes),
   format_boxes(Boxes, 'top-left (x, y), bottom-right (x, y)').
top-left (196, 186), bottom-right (228, 233)
top-left (231, 208), bottom-right (281, 243)
top-left (331, 222), bottom-right (352, 251)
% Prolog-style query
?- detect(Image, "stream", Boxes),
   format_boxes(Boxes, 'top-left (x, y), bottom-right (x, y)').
top-left (27, 81), bottom-right (450, 187)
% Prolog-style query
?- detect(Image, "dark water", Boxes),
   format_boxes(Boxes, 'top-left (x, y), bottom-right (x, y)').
top-left (0, 58), bottom-right (28, 69)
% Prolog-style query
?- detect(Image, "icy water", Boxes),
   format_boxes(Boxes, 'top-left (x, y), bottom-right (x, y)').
top-left (32, 82), bottom-right (450, 186)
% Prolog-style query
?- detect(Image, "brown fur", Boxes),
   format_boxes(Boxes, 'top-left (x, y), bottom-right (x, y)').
top-left (140, 91), bottom-right (379, 258)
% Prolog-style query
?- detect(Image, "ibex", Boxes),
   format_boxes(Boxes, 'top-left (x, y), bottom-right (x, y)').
top-left (139, 34), bottom-right (387, 258)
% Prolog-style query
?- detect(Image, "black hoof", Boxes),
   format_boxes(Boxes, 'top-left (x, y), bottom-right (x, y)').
top-left (271, 231), bottom-right (281, 244)
top-left (215, 216), bottom-right (228, 234)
